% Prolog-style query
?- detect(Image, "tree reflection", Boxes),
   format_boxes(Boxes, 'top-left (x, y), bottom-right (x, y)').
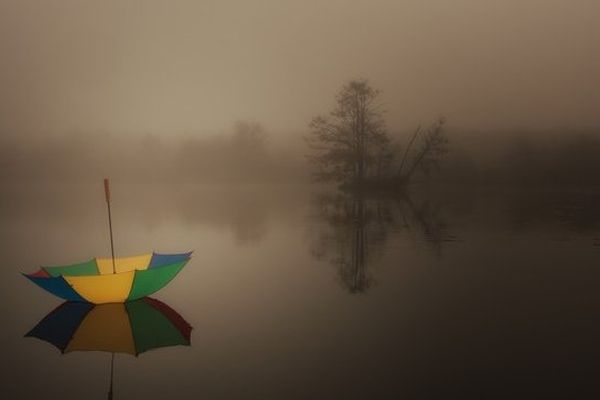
top-left (310, 191), bottom-right (452, 294)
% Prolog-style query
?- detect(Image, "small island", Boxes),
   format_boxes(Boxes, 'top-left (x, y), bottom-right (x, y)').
top-left (306, 79), bottom-right (448, 193)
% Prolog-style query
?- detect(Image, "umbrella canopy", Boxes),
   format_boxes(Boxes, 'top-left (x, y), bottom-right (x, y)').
top-left (25, 297), bottom-right (192, 355)
top-left (23, 252), bottom-right (192, 304)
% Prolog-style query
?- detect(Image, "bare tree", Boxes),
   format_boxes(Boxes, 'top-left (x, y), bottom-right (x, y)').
top-left (307, 80), bottom-right (448, 189)
top-left (398, 117), bottom-right (448, 183)
top-left (231, 120), bottom-right (268, 153)
top-left (306, 80), bottom-right (389, 185)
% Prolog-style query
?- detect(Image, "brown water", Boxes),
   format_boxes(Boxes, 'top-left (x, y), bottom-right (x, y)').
top-left (1, 183), bottom-right (599, 399)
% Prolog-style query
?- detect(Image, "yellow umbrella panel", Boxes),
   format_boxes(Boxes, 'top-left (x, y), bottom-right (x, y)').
top-left (23, 252), bottom-right (192, 304)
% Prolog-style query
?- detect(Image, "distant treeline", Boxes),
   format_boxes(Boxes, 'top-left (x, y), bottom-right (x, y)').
top-left (0, 121), bottom-right (306, 183)
top-left (1, 126), bottom-right (600, 186)
top-left (430, 129), bottom-right (600, 186)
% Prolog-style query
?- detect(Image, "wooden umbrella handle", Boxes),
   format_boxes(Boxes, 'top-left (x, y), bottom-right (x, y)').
top-left (103, 178), bottom-right (116, 273)
top-left (104, 178), bottom-right (111, 203)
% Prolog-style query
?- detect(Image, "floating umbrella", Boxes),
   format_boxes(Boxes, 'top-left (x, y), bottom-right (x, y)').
top-left (25, 297), bottom-right (192, 399)
top-left (23, 179), bottom-right (192, 304)
top-left (23, 252), bottom-right (192, 304)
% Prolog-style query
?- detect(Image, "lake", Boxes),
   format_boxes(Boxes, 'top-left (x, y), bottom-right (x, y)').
top-left (1, 182), bottom-right (599, 399)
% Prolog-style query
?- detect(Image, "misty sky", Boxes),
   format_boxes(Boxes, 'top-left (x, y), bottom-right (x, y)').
top-left (1, 0), bottom-right (599, 140)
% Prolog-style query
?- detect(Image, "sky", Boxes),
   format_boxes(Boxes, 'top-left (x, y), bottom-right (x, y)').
top-left (1, 0), bottom-right (599, 140)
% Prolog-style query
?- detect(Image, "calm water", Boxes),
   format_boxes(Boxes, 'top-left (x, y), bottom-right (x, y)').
top-left (1, 183), bottom-right (599, 399)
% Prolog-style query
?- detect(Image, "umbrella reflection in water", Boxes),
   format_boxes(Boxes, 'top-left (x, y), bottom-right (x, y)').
top-left (25, 297), bottom-right (192, 399)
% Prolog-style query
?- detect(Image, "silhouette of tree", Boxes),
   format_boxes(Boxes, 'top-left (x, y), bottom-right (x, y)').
top-left (306, 80), bottom-right (390, 185)
top-left (228, 120), bottom-right (270, 181)
top-left (231, 120), bottom-right (268, 153)
top-left (398, 117), bottom-right (449, 183)
top-left (306, 79), bottom-right (448, 189)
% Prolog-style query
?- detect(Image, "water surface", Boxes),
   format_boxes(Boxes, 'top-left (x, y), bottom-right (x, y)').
top-left (1, 183), bottom-right (599, 399)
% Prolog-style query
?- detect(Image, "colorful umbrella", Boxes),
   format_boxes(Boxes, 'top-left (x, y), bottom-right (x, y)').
top-left (23, 252), bottom-right (192, 304)
top-left (23, 179), bottom-right (192, 304)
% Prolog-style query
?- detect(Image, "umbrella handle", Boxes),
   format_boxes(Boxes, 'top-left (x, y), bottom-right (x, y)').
top-left (104, 178), bottom-right (116, 274)
top-left (104, 178), bottom-right (111, 203)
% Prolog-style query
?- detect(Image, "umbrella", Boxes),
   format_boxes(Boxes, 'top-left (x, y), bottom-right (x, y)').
top-left (23, 178), bottom-right (192, 304)
top-left (25, 297), bottom-right (192, 398)
top-left (23, 252), bottom-right (192, 304)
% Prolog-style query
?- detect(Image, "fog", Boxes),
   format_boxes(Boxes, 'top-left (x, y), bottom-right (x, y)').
top-left (1, 1), bottom-right (600, 184)
top-left (1, 0), bottom-right (599, 140)
top-left (4, 3), bottom-right (600, 398)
